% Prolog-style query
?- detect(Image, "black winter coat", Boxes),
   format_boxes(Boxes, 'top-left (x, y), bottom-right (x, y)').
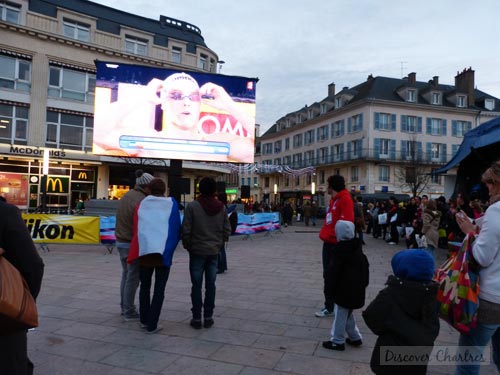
top-left (326, 238), bottom-right (369, 309)
top-left (362, 275), bottom-right (440, 375)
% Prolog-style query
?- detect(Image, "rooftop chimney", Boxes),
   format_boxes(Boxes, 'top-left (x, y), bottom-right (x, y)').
top-left (328, 83), bottom-right (335, 97)
top-left (433, 76), bottom-right (439, 86)
top-left (408, 72), bottom-right (416, 85)
top-left (455, 67), bottom-right (475, 106)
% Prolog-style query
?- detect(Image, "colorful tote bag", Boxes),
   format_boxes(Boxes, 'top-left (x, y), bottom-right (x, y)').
top-left (434, 234), bottom-right (480, 334)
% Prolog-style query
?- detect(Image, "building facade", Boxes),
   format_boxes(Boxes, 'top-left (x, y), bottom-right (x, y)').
top-left (253, 69), bottom-right (500, 208)
top-left (1, 0), bottom-right (231, 211)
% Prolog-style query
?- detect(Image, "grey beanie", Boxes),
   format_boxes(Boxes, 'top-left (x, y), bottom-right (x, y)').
top-left (135, 169), bottom-right (154, 186)
top-left (335, 220), bottom-right (355, 241)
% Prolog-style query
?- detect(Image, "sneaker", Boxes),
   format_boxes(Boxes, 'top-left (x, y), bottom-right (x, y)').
top-left (346, 338), bottom-right (363, 347)
top-left (204, 318), bottom-right (214, 328)
top-left (388, 242), bottom-right (397, 245)
top-left (146, 326), bottom-right (163, 334)
top-left (322, 341), bottom-right (345, 351)
top-left (123, 312), bottom-right (140, 321)
top-left (140, 322), bottom-right (148, 329)
top-left (315, 308), bottom-right (333, 318)
top-left (190, 319), bottom-right (202, 329)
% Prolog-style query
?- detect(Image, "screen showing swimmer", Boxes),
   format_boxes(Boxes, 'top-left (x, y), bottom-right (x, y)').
top-left (92, 61), bottom-right (257, 163)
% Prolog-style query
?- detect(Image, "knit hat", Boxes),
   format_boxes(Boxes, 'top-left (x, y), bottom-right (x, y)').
top-left (391, 249), bottom-right (434, 282)
top-left (335, 220), bottom-right (355, 241)
top-left (135, 169), bottom-right (154, 186)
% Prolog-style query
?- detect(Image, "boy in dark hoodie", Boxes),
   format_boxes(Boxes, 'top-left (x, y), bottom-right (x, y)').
top-left (182, 177), bottom-right (231, 329)
top-left (362, 249), bottom-right (439, 375)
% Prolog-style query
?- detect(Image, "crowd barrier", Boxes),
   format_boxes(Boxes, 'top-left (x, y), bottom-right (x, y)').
top-left (22, 212), bottom-right (282, 251)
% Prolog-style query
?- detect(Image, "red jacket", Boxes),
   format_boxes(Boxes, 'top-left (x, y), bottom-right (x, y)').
top-left (319, 189), bottom-right (354, 244)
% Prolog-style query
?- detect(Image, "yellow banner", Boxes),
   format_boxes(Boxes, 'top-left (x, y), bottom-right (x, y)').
top-left (22, 214), bottom-right (100, 244)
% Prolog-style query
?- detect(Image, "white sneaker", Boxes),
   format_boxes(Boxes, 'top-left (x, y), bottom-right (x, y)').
top-left (315, 308), bottom-right (333, 317)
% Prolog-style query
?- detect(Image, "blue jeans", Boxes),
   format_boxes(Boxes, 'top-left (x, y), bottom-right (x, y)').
top-left (322, 243), bottom-right (335, 313)
top-left (189, 253), bottom-right (218, 320)
top-left (330, 305), bottom-right (362, 344)
top-left (455, 322), bottom-right (500, 374)
top-left (117, 242), bottom-right (140, 317)
top-left (139, 265), bottom-right (170, 331)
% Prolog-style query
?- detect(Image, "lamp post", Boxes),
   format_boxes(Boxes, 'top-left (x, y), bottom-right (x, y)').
top-left (311, 181), bottom-right (316, 205)
top-left (217, 60), bottom-right (225, 73)
top-left (41, 150), bottom-right (49, 213)
top-left (273, 183), bottom-right (278, 205)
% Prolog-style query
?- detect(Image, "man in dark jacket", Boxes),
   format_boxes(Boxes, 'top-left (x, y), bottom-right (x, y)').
top-left (182, 177), bottom-right (231, 329)
top-left (362, 249), bottom-right (439, 375)
top-left (0, 201), bottom-right (44, 375)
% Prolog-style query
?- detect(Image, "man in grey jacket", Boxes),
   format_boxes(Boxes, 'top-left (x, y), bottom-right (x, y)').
top-left (115, 169), bottom-right (153, 320)
top-left (182, 177), bottom-right (231, 329)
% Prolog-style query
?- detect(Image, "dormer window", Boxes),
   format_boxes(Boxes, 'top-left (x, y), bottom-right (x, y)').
top-left (485, 98), bottom-right (495, 111)
top-left (64, 20), bottom-right (90, 42)
top-left (335, 97), bottom-right (343, 108)
top-left (457, 95), bottom-right (467, 108)
top-left (431, 92), bottom-right (441, 105)
top-left (320, 103), bottom-right (327, 114)
top-left (407, 89), bottom-right (416, 102)
top-left (1, 2), bottom-right (20, 24)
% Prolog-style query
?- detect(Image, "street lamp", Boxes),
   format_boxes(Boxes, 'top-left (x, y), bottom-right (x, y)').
top-left (273, 183), bottom-right (278, 204)
top-left (41, 150), bottom-right (49, 213)
top-left (217, 60), bottom-right (225, 73)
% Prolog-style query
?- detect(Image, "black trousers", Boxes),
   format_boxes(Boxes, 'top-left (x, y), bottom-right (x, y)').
top-left (0, 329), bottom-right (33, 375)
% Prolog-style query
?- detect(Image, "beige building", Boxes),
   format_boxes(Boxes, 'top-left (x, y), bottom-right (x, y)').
top-left (254, 70), bottom-right (500, 207)
top-left (1, 0), bottom-right (231, 211)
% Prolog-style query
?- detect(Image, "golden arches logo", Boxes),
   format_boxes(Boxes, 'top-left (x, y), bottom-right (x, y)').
top-left (78, 172), bottom-right (88, 180)
top-left (47, 177), bottom-right (63, 193)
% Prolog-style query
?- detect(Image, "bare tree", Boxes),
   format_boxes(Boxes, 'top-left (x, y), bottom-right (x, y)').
top-left (395, 136), bottom-right (431, 197)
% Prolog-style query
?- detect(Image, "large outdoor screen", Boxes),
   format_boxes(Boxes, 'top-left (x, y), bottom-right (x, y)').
top-left (93, 61), bottom-right (257, 163)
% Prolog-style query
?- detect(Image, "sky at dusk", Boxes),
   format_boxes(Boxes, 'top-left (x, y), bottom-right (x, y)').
top-left (91, 0), bottom-right (500, 134)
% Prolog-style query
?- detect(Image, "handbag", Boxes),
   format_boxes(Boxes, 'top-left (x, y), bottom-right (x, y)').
top-left (433, 234), bottom-right (480, 334)
top-left (378, 213), bottom-right (387, 225)
top-left (0, 248), bottom-right (39, 330)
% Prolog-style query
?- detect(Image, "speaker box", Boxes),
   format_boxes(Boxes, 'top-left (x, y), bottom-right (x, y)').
top-left (216, 181), bottom-right (226, 193)
top-left (169, 160), bottom-right (182, 177)
top-left (241, 185), bottom-right (250, 199)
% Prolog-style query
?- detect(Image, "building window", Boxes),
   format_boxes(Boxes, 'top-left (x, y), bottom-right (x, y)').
top-left (241, 177), bottom-right (245, 186)
top-left (335, 97), bottom-right (343, 108)
top-left (0, 103), bottom-right (28, 144)
top-left (248, 177), bottom-right (251, 186)
top-left (379, 165), bottom-right (390, 182)
top-left (292, 153), bottom-right (302, 167)
top-left (46, 111), bottom-right (93, 151)
top-left (198, 54), bottom-right (208, 70)
top-left (407, 89), bottom-right (416, 102)
top-left (319, 171), bottom-right (325, 184)
top-left (274, 140), bottom-right (282, 153)
top-left (304, 150), bottom-right (314, 164)
top-left (457, 95), bottom-right (467, 108)
top-left (0, 1), bottom-right (20, 23)
top-left (318, 147), bottom-right (328, 163)
top-left (402, 140), bottom-right (417, 160)
top-left (125, 36), bottom-right (147, 56)
top-left (430, 143), bottom-right (443, 161)
top-left (485, 99), bottom-right (495, 111)
top-left (283, 155), bottom-right (291, 165)
top-left (262, 143), bottom-right (273, 155)
top-left (379, 139), bottom-right (390, 158)
top-left (351, 166), bottom-right (359, 182)
top-left (350, 140), bottom-right (361, 158)
top-left (285, 137), bottom-right (290, 150)
top-left (295, 176), bottom-right (300, 186)
top-left (401, 115), bottom-right (420, 133)
top-left (0, 55), bottom-right (31, 92)
top-left (293, 134), bottom-right (303, 148)
top-left (452, 120), bottom-right (472, 137)
top-left (331, 120), bottom-right (344, 138)
top-left (63, 20), bottom-right (90, 42)
top-left (171, 46), bottom-right (182, 64)
top-left (304, 129), bottom-right (314, 145)
top-left (428, 118), bottom-right (443, 135)
top-left (431, 92), bottom-right (441, 105)
top-left (349, 114), bottom-right (363, 133)
top-left (333, 144), bottom-right (343, 161)
top-left (317, 125), bottom-right (328, 140)
top-left (253, 177), bottom-right (258, 187)
top-left (48, 67), bottom-right (95, 103)
top-left (375, 112), bottom-right (391, 130)
top-left (285, 175), bottom-right (290, 187)
top-left (431, 169), bottom-right (441, 184)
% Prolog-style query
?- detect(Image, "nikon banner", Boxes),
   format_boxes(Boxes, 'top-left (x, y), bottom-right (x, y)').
top-left (22, 214), bottom-right (100, 244)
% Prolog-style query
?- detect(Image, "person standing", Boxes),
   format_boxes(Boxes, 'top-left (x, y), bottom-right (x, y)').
top-left (316, 174), bottom-right (354, 317)
top-left (182, 177), bottom-right (231, 329)
top-left (115, 169), bottom-right (154, 321)
top-left (454, 161), bottom-right (500, 374)
top-left (421, 199), bottom-right (441, 265)
top-left (127, 178), bottom-right (181, 334)
top-left (302, 201), bottom-right (313, 226)
top-left (0, 201), bottom-right (44, 375)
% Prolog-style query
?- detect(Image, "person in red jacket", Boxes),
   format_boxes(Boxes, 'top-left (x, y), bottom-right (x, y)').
top-left (315, 175), bottom-right (355, 317)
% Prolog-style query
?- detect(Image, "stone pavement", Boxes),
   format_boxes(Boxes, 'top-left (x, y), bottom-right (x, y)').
top-left (29, 220), bottom-right (498, 375)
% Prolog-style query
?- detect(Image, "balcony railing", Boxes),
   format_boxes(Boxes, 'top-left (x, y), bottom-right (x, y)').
top-left (256, 148), bottom-right (450, 173)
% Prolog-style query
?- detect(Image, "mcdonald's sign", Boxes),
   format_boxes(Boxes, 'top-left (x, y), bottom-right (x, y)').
top-left (72, 170), bottom-right (94, 181)
top-left (45, 177), bottom-right (69, 193)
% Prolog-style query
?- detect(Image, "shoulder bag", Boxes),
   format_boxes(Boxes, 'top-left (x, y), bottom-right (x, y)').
top-left (0, 248), bottom-right (39, 330)
top-left (433, 234), bottom-right (480, 334)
